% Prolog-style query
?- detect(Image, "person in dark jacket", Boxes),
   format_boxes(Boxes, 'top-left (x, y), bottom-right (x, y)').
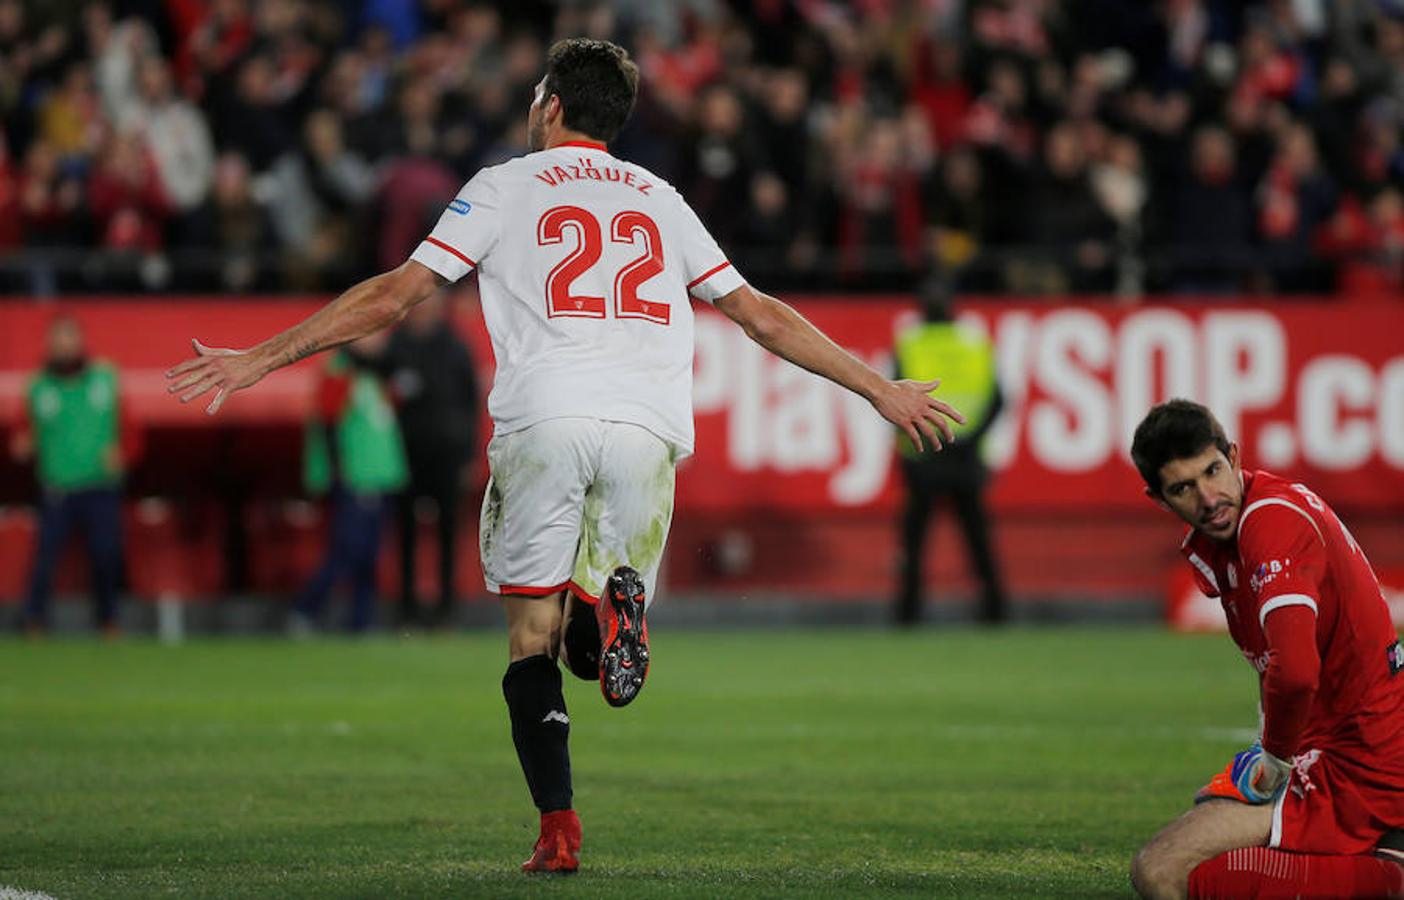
top-left (381, 295), bottom-right (479, 627)
top-left (1167, 125), bottom-right (1256, 292)
top-left (893, 284), bottom-right (1007, 625)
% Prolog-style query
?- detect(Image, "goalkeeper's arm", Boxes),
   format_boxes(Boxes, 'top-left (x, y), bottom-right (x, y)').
top-left (1260, 603), bottom-right (1321, 763)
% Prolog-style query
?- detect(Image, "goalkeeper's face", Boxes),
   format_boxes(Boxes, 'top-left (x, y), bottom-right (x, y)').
top-left (1154, 443), bottom-right (1244, 542)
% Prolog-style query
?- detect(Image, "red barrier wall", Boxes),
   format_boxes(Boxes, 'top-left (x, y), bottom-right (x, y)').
top-left (686, 299), bottom-right (1404, 512)
top-left (1, 296), bottom-right (1401, 604)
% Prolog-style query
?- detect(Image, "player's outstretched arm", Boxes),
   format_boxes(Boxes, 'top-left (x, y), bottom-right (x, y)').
top-left (715, 284), bottom-right (965, 451)
top-left (166, 261), bottom-right (446, 415)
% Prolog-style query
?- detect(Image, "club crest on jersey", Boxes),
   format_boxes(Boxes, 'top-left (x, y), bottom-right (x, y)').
top-left (1388, 641), bottom-right (1404, 676)
top-left (447, 199), bottom-right (472, 215)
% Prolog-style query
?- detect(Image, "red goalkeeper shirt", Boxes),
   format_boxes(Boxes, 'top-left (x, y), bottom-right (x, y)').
top-left (1181, 469), bottom-right (1404, 766)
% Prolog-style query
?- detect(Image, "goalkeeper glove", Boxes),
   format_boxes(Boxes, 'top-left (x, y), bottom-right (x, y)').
top-left (1194, 744), bottom-right (1292, 805)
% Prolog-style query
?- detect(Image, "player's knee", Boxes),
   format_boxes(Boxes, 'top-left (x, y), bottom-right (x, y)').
top-left (509, 634), bottom-right (556, 661)
top-left (508, 617), bottom-right (559, 662)
top-left (1130, 845), bottom-right (1185, 900)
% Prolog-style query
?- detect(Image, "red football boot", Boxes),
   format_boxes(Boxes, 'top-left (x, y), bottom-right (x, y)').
top-left (521, 809), bottom-right (580, 874)
top-left (597, 566), bottom-right (649, 707)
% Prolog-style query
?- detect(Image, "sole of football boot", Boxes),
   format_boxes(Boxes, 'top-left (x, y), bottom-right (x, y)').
top-left (598, 566), bottom-right (649, 708)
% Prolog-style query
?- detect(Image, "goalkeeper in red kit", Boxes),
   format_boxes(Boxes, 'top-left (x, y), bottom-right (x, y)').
top-left (1130, 399), bottom-right (1404, 900)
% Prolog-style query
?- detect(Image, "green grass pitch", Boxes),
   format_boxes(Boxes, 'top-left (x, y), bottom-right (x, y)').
top-left (0, 626), bottom-right (1259, 898)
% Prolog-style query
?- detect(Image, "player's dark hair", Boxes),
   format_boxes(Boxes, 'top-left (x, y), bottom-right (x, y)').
top-left (1131, 399), bottom-right (1232, 494)
top-left (542, 38), bottom-right (639, 144)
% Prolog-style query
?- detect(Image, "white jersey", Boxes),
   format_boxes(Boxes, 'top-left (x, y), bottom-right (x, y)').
top-left (409, 140), bottom-right (746, 456)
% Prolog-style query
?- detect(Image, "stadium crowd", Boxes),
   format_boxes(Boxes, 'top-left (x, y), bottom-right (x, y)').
top-left (1, 0), bottom-right (1402, 296)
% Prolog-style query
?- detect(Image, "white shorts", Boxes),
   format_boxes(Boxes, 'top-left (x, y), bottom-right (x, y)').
top-left (480, 417), bottom-right (676, 605)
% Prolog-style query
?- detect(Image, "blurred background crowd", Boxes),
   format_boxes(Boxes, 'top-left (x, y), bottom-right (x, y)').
top-left (2, 0), bottom-right (1404, 297)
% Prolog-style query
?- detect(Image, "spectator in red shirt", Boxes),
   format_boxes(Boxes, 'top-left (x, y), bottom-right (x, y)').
top-left (1256, 123), bottom-right (1337, 292)
top-left (1233, 19), bottom-right (1302, 108)
top-left (173, 0), bottom-right (253, 93)
top-left (910, 37), bottom-right (971, 151)
top-left (834, 114), bottom-right (927, 288)
top-left (19, 139), bottom-right (83, 247)
top-left (1318, 187), bottom-right (1404, 298)
top-left (86, 130), bottom-right (172, 252)
top-left (372, 154), bottom-right (457, 273)
top-left (964, 58), bottom-right (1038, 164)
top-left (0, 127), bottom-right (22, 250)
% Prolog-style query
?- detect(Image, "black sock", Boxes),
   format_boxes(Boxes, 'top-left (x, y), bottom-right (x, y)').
top-left (502, 655), bottom-right (573, 812)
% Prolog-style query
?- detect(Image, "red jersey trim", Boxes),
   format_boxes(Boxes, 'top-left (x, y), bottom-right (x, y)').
top-left (497, 581), bottom-right (568, 597)
top-left (687, 261), bottom-right (732, 290)
top-left (492, 579), bottom-right (600, 604)
top-left (1259, 593), bottom-right (1319, 628)
top-left (556, 140), bottom-right (607, 151)
top-left (424, 236), bottom-right (477, 269)
top-left (567, 580), bottom-right (599, 605)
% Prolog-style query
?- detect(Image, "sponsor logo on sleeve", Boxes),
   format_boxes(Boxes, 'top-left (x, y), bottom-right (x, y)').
top-left (1244, 649), bottom-right (1270, 673)
top-left (1249, 559), bottom-right (1291, 595)
top-left (447, 199), bottom-right (472, 215)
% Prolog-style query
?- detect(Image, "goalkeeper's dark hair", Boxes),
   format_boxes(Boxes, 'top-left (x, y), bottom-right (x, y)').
top-left (542, 38), bottom-right (639, 144)
top-left (1130, 399), bottom-right (1232, 494)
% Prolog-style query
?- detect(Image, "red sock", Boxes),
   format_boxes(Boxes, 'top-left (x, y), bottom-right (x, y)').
top-left (1189, 846), bottom-right (1404, 899)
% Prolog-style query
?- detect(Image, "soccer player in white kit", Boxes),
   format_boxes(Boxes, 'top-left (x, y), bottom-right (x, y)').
top-left (166, 38), bottom-right (964, 874)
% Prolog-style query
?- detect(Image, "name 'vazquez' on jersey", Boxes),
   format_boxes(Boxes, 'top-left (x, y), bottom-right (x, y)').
top-left (411, 140), bottom-right (743, 458)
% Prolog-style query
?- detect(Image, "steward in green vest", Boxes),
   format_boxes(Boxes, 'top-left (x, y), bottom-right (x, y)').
top-left (27, 359), bottom-right (122, 491)
top-left (292, 336), bottom-right (406, 632)
top-left (12, 315), bottom-right (133, 634)
top-left (303, 349), bottom-right (408, 498)
top-left (892, 287), bottom-right (1007, 625)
